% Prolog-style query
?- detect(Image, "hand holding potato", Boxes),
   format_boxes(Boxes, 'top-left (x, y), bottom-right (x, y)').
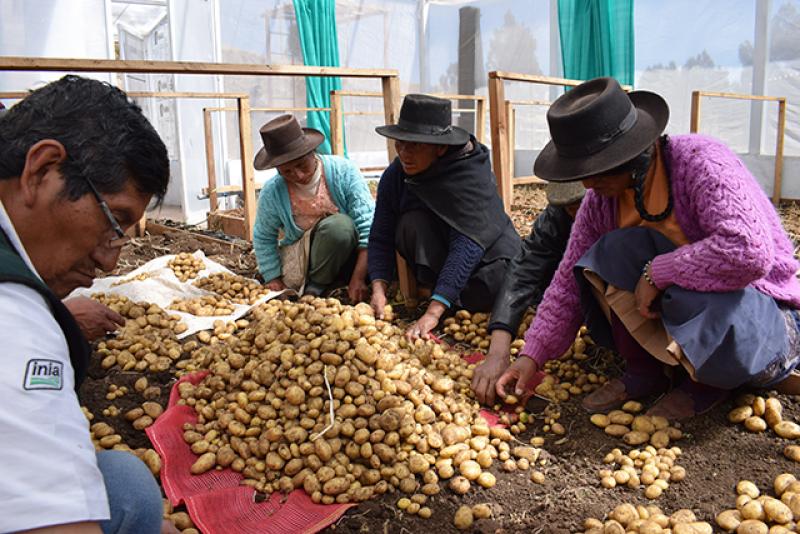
top-left (496, 355), bottom-right (539, 398)
top-left (406, 301), bottom-right (446, 342)
top-left (370, 280), bottom-right (388, 319)
top-left (471, 330), bottom-right (512, 406)
top-left (64, 296), bottom-right (125, 341)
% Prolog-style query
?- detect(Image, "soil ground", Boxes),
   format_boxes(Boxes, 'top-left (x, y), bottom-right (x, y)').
top-left (79, 185), bottom-right (800, 533)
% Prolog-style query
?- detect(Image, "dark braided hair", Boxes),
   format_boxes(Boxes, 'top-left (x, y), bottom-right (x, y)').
top-left (631, 135), bottom-right (672, 222)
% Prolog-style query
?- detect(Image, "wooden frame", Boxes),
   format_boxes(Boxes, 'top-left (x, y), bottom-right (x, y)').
top-left (0, 56), bottom-right (402, 240)
top-left (690, 90), bottom-right (787, 205)
top-left (488, 71), bottom-right (632, 213)
top-left (0, 89), bottom-right (252, 238)
top-left (329, 90), bottom-right (488, 158)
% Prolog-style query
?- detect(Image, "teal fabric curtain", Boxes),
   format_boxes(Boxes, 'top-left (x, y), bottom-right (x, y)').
top-left (557, 0), bottom-right (634, 86)
top-left (292, 0), bottom-right (343, 154)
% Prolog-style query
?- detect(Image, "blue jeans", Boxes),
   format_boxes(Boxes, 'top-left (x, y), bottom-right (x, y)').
top-left (97, 451), bottom-right (163, 534)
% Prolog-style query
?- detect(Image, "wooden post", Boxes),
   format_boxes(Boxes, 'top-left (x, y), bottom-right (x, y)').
top-left (396, 252), bottom-right (418, 309)
top-left (381, 75), bottom-right (402, 161)
top-left (690, 91), bottom-right (701, 133)
top-left (488, 74), bottom-right (511, 213)
top-left (237, 96), bottom-right (256, 241)
top-left (475, 97), bottom-right (486, 144)
top-left (506, 100), bottom-right (516, 181)
top-left (136, 215), bottom-right (147, 237)
top-left (773, 98), bottom-right (787, 205)
top-left (329, 90), bottom-right (345, 156)
top-left (203, 108), bottom-right (219, 212)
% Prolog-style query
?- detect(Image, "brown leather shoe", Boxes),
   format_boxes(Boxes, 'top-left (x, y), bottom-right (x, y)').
top-left (774, 370), bottom-right (800, 395)
top-left (582, 378), bottom-right (630, 413)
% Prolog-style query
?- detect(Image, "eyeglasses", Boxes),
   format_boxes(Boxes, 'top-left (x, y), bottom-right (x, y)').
top-left (81, 176), bottom-right (131, 249)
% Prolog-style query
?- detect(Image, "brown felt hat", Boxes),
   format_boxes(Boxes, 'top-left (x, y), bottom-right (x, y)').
top-left (545, 181), bottom-right (586, 207)
top-left (253, 114), bottom-right (324, 170)
top-left (534, 77), bottom-right (669, 183)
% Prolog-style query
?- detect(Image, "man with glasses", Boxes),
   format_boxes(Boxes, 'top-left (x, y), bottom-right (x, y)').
top-left (0, 76), bottom-right (173, 533)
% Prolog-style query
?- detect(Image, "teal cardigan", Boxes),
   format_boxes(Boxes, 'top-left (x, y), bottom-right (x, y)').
top-left (253, 155), bottom-right (375, 282)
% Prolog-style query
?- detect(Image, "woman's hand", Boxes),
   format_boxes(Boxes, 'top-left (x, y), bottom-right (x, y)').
top-left (370, 280), bottom-right (388, 319)
top-left (471, 330), bottom-right (512, 406)
top-left (266, 278), bottom-right (287, 292)
top-left (495, 356), bottom-right (539, 399)
top-left (348, 276), bottom-right (369, 303)
top-left (406, 300), bottom-right (447, 341)
top-left (635, 263), bottom-right (662, 319)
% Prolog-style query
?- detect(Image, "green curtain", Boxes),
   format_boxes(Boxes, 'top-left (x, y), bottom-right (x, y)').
top-left (292, 0), bottom-right (343, 154)
top-left (557, 0), bottom-right (634, 87)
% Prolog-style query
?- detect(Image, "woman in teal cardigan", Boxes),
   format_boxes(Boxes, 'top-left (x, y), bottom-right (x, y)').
top-left (252, 115), bottom-right (375, 301)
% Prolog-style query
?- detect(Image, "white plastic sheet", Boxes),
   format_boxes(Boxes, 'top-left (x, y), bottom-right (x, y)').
top-left (68, 250), bottom-right (286, 339)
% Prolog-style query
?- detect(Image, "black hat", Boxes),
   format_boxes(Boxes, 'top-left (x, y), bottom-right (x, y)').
top-left (376, 94), bottom-right (470, 146)
top-left (253, 114), bottom-right (324, 170)
top-left (534, 77), bottom-right (669, 182)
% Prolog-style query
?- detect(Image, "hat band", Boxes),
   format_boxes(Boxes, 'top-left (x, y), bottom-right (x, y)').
top-left (556, 106), bottom-right (638, 158)
top-left (396, 118), bottom-right (453, 137)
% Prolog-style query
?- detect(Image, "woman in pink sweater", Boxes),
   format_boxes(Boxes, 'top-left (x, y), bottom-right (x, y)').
top-left (494, 78), bottom-right (800, 419)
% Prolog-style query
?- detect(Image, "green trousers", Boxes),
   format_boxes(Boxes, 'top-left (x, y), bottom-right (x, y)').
top-left (308, 213), bottom-right (358, 286)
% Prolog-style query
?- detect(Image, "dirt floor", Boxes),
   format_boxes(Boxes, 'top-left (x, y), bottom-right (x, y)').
top-left (78, 185), bottom-right (800, 533)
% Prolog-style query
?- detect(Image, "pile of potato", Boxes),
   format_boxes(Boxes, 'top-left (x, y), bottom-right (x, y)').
top-left (581, 504), bottom-right (712, 534)
top-left (591, 402), bottom-right (683, 449)
top-left (87, 420), bottom-right (162, 476)
top-left (715, 474), bottom-right (800, 533)
top-left (111, 272), bottom-right (152, 287)
top-left (599, 445), bottom-right (686, 499)
top-left (173, 297), bottom-right (520, 504)
top-left (728, 394), bottom-right (800, 439)
top-left (194, 272), bottom-right (270, 305)
top-left (94, 301), bottom-right (186, 373)
top-left (442, 309), bottom-right (535, 354)
top-left (161, 501), bottom-right (198, 534)
top-left (169, 295), bottom-right (235, 316)
top-left (168, 252), bottom-right (206, 282)
top-left (93, 293), bottom-right (188, 336)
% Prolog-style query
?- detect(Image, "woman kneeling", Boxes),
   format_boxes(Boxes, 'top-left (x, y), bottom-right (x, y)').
top-left (496, 78), bottom-right (800, 420)
top-left (369, 94), bottom-right (520, 340)
top-left (252, 115), bottom-right (374, 301)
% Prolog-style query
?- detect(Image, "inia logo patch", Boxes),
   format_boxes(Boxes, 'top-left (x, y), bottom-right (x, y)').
top-left (23, 359), bottom-right (63, 390)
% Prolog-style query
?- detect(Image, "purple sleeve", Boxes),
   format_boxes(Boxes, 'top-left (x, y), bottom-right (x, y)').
top-left (521, 192), bottom-right (614, 366)
top-left (651, 138), bottom-right (774, 291)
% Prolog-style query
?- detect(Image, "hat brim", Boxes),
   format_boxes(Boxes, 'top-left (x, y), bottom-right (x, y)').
top-left (533, 91), bottom-right (670, 183)
top-left (253, 129), bottom-right (325, 170)
top-left (375, 124), bottom-right (470, 146)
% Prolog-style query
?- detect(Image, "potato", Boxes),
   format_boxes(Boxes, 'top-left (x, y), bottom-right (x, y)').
top-left (603, 520), bottom-right (626, 534)
top-left (673, 523), bottom-right (712, 534)
top-left (605, 424), bottom-right (630, 437)
top-left (650, 430), bottom-right (670, 449)
top-left (752, 396), bottom-right (766, 416)
top-left (477, 472), bottom-right (496, 488)
top-left (609, 411), bottom-right (635, 426)
top-left (459, 460), bottom-right (482, 481)
top-left (142, 449), bottom-right (162, 476)
top-left (736, 519), bottom-right (768, 534)
top-left (775, 474), bottom-right (797, 496)
top-left (322, 477), bottom-right (349, 496)
top-left (472, 503), bottom-right (492, 519)
top-left (622, 400), bottom-right (644, 413)
top-left (774, 421), bottom-right (800, 439)
top-left (763, 498), bottom-right (792, 524)
top-left (454, 505), bottom-right (473, 530)
top-left (190, 452), bottom-right (216, 474)
top-left (513, 447), bottom-right (540, 463)
top-left (716, 509), bottom-right (742, 532)
top-left (418, 507), bottom-right (432, 519)
top-left (670, 509), bottom-right (697, 526)
top-left (737, 481), bottom-right (761, 499)
top-left (623, 431), bottom-right (651, 446)
top-left (449, 476), bottom-right (470, 495)
top-left (169, 511), bottom-right (193, 530)
top-left (591, 414), bottom-right (611, 428)
top-left (744, 417), bottom-right (767, 433)
top-left (531, 470), bottom-right (545, 484)
top-left (142, 402), bottom-right (163, 419)
top-left (645, 484), bottom-right (663, 499)
top-left (610, 504), bottom-right (639, 526)
top-left (765, 398), bottom-right (783, 427)
top-left (740, 501), bottom-right (765, 521)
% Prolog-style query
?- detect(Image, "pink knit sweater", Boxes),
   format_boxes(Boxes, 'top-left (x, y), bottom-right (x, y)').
top-left (522, 134), bottom-right (800, 366)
